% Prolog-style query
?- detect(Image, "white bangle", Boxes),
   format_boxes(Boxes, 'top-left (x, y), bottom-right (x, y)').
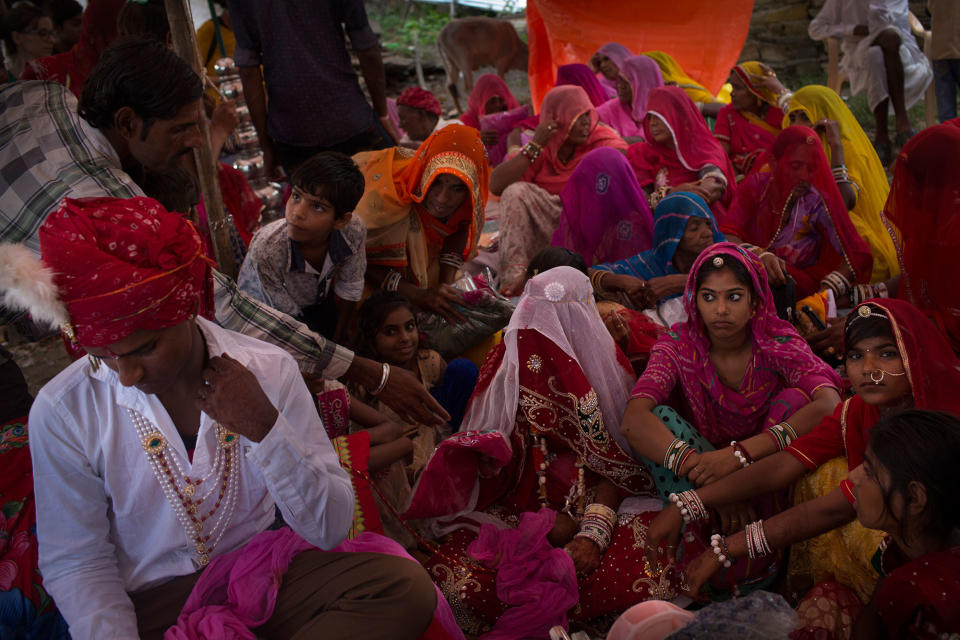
top-left (371, 362), bottom-right (390, 396)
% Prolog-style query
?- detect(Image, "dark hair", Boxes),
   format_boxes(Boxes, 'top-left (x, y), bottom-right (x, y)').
top-left (694, 253), bottom-right (755, 294)
top-left (289, 152), bottom-right (365, 219)
top-left (2, 2), bottom-right (48, 56)
top-left (844, 305), bottom-right (894, 357)
top-left (526, 247), bottom-right (588, 279)
top-left (141, 166), bottom-right (200, 214)
top-left (356, 291), bottom-right (416, 359)
top-left (116, 0), bottom-right (169, 43)
top-left (868, 409), bottom-right (960, 544)
top-left (48, 0), bottom-right (82, 27)
top-left (79, 36), bottom-right (202, 137)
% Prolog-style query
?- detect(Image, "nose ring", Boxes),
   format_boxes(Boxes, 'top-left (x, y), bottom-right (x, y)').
top-left (870, 370), bottom-right (884, 383)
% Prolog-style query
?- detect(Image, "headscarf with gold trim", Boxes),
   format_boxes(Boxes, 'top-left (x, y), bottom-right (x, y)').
top-left (784, 86), bottom-right (899, 283)
top-left (38, 196), bottom-right (213, 347)
top-left (353, 124), bottom-right (490, 288)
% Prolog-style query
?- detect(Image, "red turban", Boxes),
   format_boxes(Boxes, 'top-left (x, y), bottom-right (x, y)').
top-left (38, 197), bottom-right (213, 347)
top-left (397, 87), bottom-right (443, 117)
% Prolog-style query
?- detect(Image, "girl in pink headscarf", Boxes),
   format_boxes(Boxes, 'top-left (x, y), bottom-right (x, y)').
top-left (491, 85), bottom-right (627, 295)
top-left (597, 55), bottom-right (665, 142)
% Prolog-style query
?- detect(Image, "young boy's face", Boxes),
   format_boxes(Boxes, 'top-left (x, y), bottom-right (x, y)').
top-left (285, 186), bottom-right (350, 246)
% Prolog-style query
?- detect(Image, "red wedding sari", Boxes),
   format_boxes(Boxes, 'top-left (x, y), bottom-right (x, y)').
top-left (627, 86), bottom-right (736, 222)
top-left (722, 126), bottom-right (873, 297)
top-left (885, 123), bottom-right (960, 353)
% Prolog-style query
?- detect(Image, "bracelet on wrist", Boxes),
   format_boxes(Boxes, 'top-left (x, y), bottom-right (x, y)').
top-left (371, 362), bottom-right (391, 396)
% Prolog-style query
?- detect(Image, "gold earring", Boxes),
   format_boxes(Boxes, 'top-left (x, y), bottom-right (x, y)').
top-left (88, 355), bottom-right (102, 372)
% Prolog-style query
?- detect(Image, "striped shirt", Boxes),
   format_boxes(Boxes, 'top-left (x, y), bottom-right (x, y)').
top-left (0, 81), bottom-right (352, 377)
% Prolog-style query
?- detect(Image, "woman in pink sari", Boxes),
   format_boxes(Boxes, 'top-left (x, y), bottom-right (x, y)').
top-left (620, 243), bottom-right (840, 592)
top-left (552, 146), bottom-right (654, 266)
top-left (714, 62), bottom-right (785, 178)
top-left (457, 74), bottom-right (527, 166)
top-left (592, 42), bottom-right (634, 99)
top-left (404, 267), bottom-right (683, 637)
top-left (492, 85), bottom-right (628, 295)
top-left (556, 63), bottom-right (609, 108)
top-left (627, 86), bottom-right (737, 223)
top-left (597, 55), bottom-right (664, 142)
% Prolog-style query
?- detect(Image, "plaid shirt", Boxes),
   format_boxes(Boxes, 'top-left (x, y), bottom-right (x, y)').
top-left (0, 81), bottom-right (352, 378)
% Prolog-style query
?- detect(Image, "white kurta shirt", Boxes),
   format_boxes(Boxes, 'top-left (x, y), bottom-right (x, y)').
top-left (29, 318), bottom-right (355, 640)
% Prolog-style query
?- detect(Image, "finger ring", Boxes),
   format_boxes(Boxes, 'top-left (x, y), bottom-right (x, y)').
top-left (826, 346), bottom-right (836, 355)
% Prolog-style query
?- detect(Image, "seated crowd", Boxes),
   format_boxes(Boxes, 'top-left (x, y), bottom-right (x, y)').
top-left (0, 1), bottom-right (958, 638)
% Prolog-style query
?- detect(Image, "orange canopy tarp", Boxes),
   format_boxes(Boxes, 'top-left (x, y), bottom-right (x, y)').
top-left (527, 0), bottom-right (755, 111)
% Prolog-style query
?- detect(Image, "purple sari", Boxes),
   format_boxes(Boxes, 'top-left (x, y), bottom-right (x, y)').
top-left (552, 147), bottom-right (654, 266)
top-left (556, 63), bottom-right (610, 108)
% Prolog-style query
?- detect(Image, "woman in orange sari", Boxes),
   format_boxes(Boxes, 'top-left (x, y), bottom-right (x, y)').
top-left (491, 85), bottom-right (627, 295)
top-left (714, 62), bottom-right (785, 178)
top-left (353, 124), bottom-right (490, 324)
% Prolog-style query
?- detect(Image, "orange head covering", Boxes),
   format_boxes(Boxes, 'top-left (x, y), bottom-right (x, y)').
top-left (38, 197), bottom-right (213, 347)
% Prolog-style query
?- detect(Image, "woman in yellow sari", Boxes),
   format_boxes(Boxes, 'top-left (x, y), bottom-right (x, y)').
top-left (353, 124), bottom-right (490, 323)
top-left (784, 86), bottom-right (900, 283)
top-left (643, 50), bottom-right (730, 116)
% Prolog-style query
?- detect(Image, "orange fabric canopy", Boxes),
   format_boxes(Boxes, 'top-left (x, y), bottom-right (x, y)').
top-left (527, 0), bottom-right (755, 111)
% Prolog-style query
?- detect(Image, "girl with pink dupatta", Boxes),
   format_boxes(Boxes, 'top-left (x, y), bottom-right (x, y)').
top-left (627, 86), bottom-right (737, 223)
top-left (403, 267), bottom-right (685, 637)
top-left (620, 243), bottom-right (840, 592)
top-left (551, 146), bottom-right (654, 266)
top-left (592, 42), bottom-right (634, 100)
top-left (491, 85), bottom-right (627, 296)
top-left (597, 55), bottom-right (665, 143)
top-left (458, 74), bottom-right (527, 167)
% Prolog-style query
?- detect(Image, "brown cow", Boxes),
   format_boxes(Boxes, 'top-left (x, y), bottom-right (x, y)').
top-left (437, 17), bottom-right (528, 113)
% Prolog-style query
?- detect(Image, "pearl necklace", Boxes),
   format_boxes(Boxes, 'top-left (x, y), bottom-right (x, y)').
top-left (530, 432), bottom-right (586, 520)
top-left (127, 408), bottom-right (242, 567)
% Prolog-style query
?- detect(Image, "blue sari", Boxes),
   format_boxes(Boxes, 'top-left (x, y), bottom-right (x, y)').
top-left (594, 192), bottom-right (723, 293)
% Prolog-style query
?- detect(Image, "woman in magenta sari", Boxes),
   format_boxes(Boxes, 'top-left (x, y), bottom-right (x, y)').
top-left (627, 86), bottom-right (736, 223)
top-left (597, 55), bottom-right (664, 142)
top-left (404, 267), bottom-right (684, 637)
top-left (556, 63), bottom-right (610, 108)
top-left (551, 147), bottom-right (654, 266)
top-left (722, 126), bottom-right (873, 298)
top-left (620, 243), bottom-right (840, 591)
top-left (458, 74), bottom-right (527, 166)
top-left (714, 62), bottom-right (785, 178)
top-left (592, 42), bottom-right (634, 100)
top-left (492, 85), bottom-right (628, 295)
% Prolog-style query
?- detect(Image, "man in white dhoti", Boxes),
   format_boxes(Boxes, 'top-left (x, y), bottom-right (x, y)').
top-left (809, 0), bottom-right (933, 162)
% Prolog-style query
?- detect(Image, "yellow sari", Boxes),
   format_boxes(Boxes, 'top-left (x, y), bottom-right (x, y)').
top-left (783, 86), bottom-right (900, 283)
top-left (353, 125), bottom-right (489, 289)
top-left (644, 50), bottom-right (731, 104)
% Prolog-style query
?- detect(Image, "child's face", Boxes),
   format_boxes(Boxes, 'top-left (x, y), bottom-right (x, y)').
top-left (423, 174), bottom-right (469, 220)
top-left (849, 449), bottom-right (901, 532)
top-left (374, 307), bottom-right (419, 366)
top-left (285, 186), bottom-right (349, 247)
top-left (695, 268), bottom-right (753, 342)
top-left (845, 335), bottom-right (911, 407)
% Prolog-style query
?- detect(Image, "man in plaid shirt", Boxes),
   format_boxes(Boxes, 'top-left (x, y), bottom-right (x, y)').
top-left (0, 36), bottom-right (447, 425)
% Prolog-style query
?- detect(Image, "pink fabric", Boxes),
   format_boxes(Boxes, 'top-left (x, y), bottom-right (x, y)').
top-left (556, 63), bottom-right (609, 107)
top-left (552, 146), bottom-right (654, 266)
top-left (608, 601), bottom-right (695, 640)
top-left (595, 56), bottom-right (663, 139)
top-left (630, 242), bottom-right (841, 445)
top-left (467, 508), bottom-right (579, 640)
top-left (480, 105), bottom-right (532, 166)
top-left (595, 43), bottom-right (633, 101)
top-left (460, 74), bottom-right (520, 130)
top-left (165, 528), bottom-right (465, 640)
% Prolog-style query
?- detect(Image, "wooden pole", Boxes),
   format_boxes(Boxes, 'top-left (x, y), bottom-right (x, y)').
top-left (163, 0), bottom-right (237, 279)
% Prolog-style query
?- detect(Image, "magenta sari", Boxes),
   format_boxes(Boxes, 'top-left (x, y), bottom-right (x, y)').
top-left (556, 63), bottom-right (610, 108)
top-left (552, 147), bottom-right (654, 266)
top-left (596, 55), bottom-right (664, 139)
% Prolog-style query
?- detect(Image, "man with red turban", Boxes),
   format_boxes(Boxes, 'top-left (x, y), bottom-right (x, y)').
top-left (396, 86), bottom-right (462, 146)
top-left (23, 197), bottom-right (440, 639)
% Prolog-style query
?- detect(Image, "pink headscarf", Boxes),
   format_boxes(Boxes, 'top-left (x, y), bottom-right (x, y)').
top-left (460, 74), bottom-right (519, 129)
top-left (556, 63), bottom-right (609, 108)
top-left (553, 147), bottom-right (654, 266)
top-left (595, 42), bottom-right (634, 98)
top-left (596, 55), bottom-right (664, 138)
top-left (521, 85), bottom-right (628, 195)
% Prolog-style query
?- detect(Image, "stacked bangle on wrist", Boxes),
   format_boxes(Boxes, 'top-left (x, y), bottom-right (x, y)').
top-left (745, 519), bottom-right (773, 559)
top-left (439, 252), bottom-right (464, 269)
top-left (382, 270), bottom-right (402, 292)
top-left (590, 269), bottom-right (609, 291)
top-left (521, 140), bottom-right (542, 162)
top-left (574, 503), bottom-right (617, 552)
top-left (849, 282), bottom-right (888, 306)
top-left (831, 164), bottom-right (851, 183)
top-left (669, 490), bottom-right (708, 524)
top-left (766, 421), bottom-right (798, 451)
top-left (663, 438), bottom-right (695, 476)
top-left (730, 441), bottom-right (753, 468)
top-left (371, 363), bottom-right (391, 396)
top-left (820, 270), bottom-right (851, 298)
top-left (777, 91), bottom-right (794, 111)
